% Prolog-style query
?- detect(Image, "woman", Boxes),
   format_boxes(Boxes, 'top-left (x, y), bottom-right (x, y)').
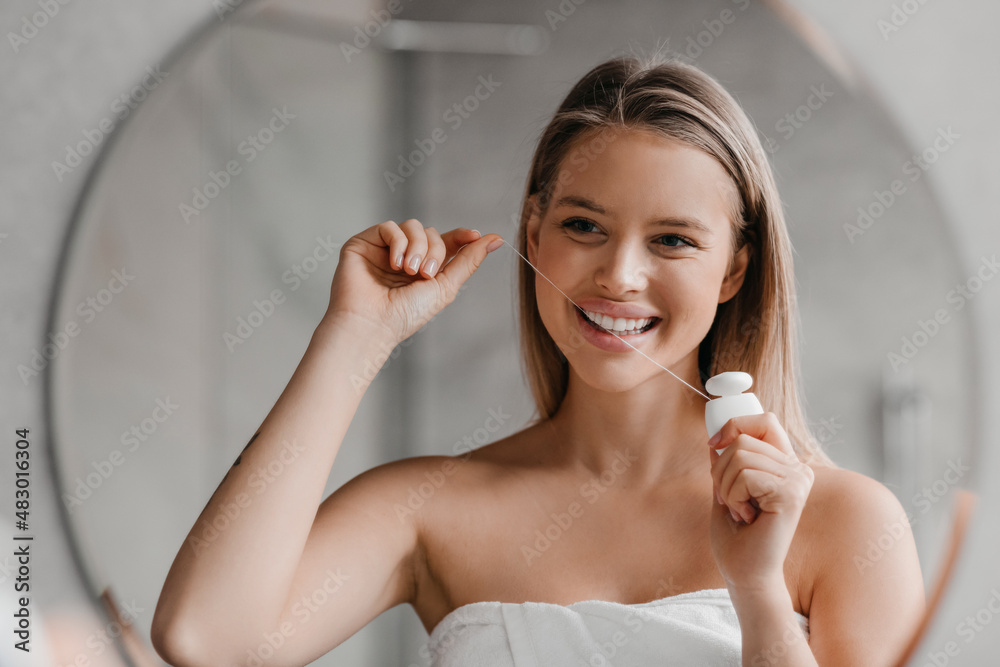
top-left (152, 54), bottom-right (925, 666)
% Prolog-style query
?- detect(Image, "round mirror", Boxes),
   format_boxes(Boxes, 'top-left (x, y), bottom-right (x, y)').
top-left (47, 0), bottom-right (973, 663)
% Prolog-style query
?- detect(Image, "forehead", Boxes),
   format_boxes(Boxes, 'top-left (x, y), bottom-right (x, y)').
top-left (552, 127), bottom-right (739, 232)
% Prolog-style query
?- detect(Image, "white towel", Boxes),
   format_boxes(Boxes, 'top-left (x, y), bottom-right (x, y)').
top-left (426, 587), bottom-right (808, 666)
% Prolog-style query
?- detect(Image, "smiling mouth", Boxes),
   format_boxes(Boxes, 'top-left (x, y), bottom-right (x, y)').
top-left (576, 306), bottom-right (662, 336)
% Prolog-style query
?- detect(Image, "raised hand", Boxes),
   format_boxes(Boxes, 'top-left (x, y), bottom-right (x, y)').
top-left (324, 219), bottom-right (503, 344)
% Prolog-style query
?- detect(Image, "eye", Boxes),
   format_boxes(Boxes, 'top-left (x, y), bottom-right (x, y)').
top-left (658, 234), bottom-right (696, 248)
top-left (561, 217), bottom-right (599, 234)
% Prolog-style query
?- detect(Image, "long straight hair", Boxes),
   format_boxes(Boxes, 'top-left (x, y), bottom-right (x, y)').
top-left (515, 53), bottom-right (837, 468)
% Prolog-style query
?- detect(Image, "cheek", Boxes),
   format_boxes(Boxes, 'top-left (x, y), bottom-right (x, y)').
top-left (532, 249), bottom-right (584, 341)
top-left (654, 269), bottom-right (722, 322)
top-left (535, 237), bottom-right (585, 299)
top-left (535, 272), bottom-right (572, 329)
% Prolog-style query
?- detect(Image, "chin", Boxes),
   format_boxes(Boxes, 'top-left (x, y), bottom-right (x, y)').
top-left (563, 353), bottom-right (667, 393)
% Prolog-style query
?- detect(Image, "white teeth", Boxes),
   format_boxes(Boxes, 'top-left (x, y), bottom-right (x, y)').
top-left (583, 310), bottom-right (655, 334)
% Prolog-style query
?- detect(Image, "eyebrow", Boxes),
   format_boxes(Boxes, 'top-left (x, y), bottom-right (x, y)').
top-left (554, 195), bottom-right (713, 235)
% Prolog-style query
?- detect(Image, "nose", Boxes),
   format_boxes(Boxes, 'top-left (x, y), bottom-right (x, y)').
top-left (593, 238), bottom-right (649, 295)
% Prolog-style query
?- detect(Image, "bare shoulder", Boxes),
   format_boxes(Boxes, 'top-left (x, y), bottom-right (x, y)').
top-left (358, 430), bottom-right (540, 625)
top-left (798, 465), bottom-right (914, 574)
top-left (806, 465), bottom-right (910, 528)
top-left (352, 426), bottom-right (539, 522)
top-left (795, 464), bottom-right (925, 664)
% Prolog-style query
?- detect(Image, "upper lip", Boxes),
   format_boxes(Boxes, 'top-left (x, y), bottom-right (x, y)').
top-left (574, 298), bottom-right (660, 320)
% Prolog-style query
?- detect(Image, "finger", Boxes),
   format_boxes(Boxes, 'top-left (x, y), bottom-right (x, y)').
top-left (419, 227), bottom-right (446, 277)
top-left (711, 434), bottom-right (773, 498)
top-left (727, 468), bottom-right (794, 522)
top-left (731, 463), bottom-right (813, 522)
top-left (717, 446), bottom-right (788, 519)
top-left (439, 228), bottom-right (483, 266)
top-left (711, 412), bottom-right (795, 460)
top-left (399, 218), bottom-right (429, 275)
top-left (358, 220), bottom-right (408, 270)
top-left (435, 233), bottom-right (503, 297)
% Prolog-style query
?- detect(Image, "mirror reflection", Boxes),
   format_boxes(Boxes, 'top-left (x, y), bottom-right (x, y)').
top-left (48, 0), bottom-right (974, 664)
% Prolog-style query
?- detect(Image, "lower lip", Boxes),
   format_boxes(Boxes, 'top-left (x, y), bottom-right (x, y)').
top-left (574, 308), bottom-right (661, 353)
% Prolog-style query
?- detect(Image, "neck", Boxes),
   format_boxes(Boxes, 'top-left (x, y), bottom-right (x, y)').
top-left (546, 352), bottom-right (712, 490)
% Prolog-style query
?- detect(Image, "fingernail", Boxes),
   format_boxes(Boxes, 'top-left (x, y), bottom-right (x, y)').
top-left (708, 432), bottom-right (722, 447)
top-left (730, 508), bottom-right (741, 523)
top-left (424, 258), bottom-right (437, 275)
top-left (394, 252), bottom-right (403, 269)
top-left (408, 254), bottom-right (422, 272)
top-left (487, 239), bottom-right (503, 252)
top-left (471, 229), bottom-right (481, 237)
top-left (716, 489), bottom-right (723, 505)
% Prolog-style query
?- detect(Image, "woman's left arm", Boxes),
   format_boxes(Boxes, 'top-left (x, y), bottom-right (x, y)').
top-left (708, 413), bottom-right (926, 667)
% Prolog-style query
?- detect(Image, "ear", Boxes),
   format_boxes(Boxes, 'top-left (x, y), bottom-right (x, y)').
top-left (718, 242), bottom-right (750, 304)
top-left (526, 194), bottom-right (542, 265)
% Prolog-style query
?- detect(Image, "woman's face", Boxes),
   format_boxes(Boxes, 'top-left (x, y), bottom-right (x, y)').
top-left (526, 127), bottom-right (750, 391)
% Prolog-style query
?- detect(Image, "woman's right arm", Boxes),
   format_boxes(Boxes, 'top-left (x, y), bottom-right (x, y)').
top-left (151, 220), bottom-right (503, 667)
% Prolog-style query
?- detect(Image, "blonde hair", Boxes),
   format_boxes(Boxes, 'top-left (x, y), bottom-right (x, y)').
top-left (515, 53), bottom-right (837, 468)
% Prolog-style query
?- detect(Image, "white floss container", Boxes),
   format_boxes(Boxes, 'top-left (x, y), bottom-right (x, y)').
top-left (705, 371), bottom-right (764, 454)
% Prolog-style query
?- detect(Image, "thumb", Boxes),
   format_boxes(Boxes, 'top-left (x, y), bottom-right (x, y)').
top-left (436, 233), bottom-right (503, 297)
